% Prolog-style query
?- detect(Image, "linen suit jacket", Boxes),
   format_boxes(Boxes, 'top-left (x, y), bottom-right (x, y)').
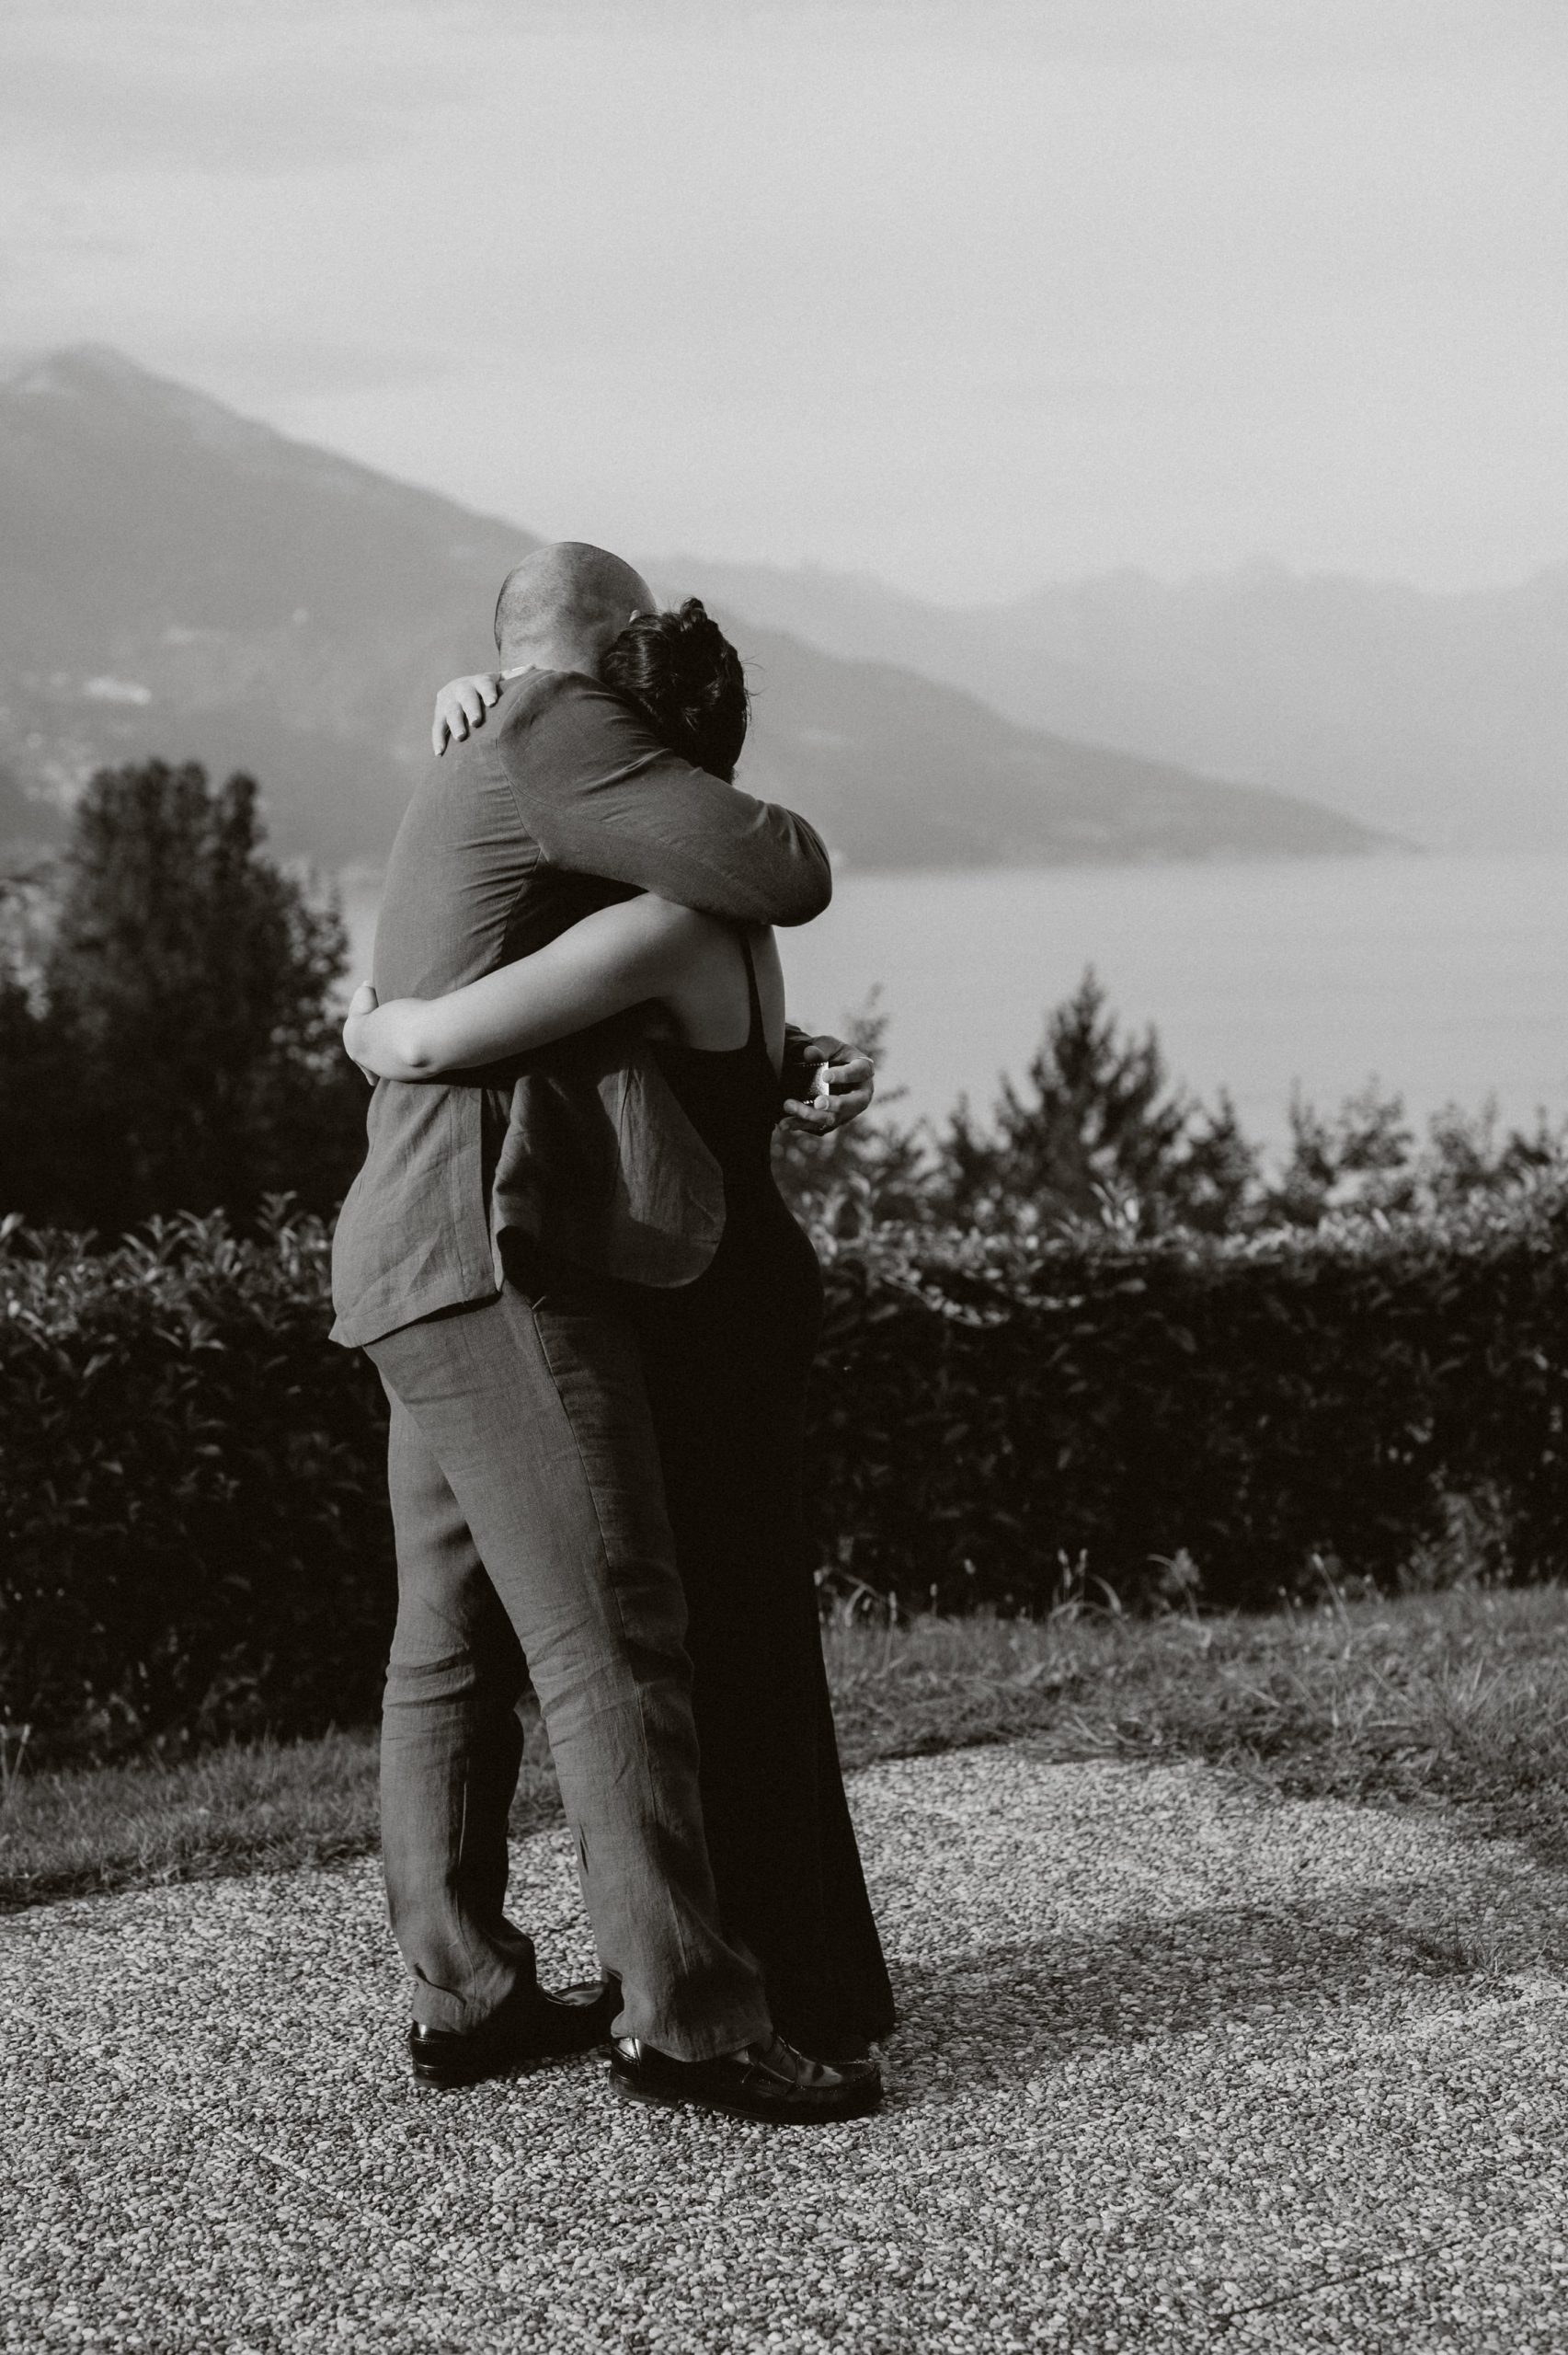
top-left (329, 670), bottom-right (832, 1348)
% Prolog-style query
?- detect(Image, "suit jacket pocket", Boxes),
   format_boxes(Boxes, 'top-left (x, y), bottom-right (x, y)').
top-left (488, 1025), bottom-right (725, 1288)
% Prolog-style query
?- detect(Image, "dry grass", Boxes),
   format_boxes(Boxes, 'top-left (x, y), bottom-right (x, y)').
top-left (825, 1582), bottom-right (1568, 1864)
top-left (5, 1583), bottom-right (1567, 1912)
top-left (0, 1718), bottom-right (562, 1913)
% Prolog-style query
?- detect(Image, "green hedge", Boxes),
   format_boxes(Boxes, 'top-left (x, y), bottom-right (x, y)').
top-left (814, 1195), bottom-right (1568, 1612)
top-left (6, 1191), bottom-right (1568, 1760)
top-left (1, 1213), bottom-right (393, 1763)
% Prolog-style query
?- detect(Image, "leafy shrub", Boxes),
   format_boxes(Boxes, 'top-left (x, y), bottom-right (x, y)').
top-left (6, 1185), bottom-right (1568, 1760)
top-left (811, 1188), bottom-right (1568, 1614)
top-left (0, 1208), bottom-right (391, 1763)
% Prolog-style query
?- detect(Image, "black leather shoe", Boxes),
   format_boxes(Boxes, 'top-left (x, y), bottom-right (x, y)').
top-left (409, 1974), bottom-right (621, 2089)
top-left (609, 2030), bottom-right (882, 2124)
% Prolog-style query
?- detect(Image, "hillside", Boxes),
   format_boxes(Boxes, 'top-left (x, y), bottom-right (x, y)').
top-left (667, 555), bottom-right (1568, 854)
top-left (0, 348), bottom-right (1382, 873)
top-left (705, 624), bottom-right (1380, 869)
top-left (0, 347), bottom-right (536, 867)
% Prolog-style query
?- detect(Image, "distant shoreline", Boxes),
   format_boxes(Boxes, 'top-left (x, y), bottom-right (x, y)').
top-left (341, 847), bottom-right (1568, 1155)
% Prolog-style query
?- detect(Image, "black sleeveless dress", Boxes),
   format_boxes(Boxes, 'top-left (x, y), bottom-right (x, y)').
top-left (628, 932), bottom-right (895, 2058)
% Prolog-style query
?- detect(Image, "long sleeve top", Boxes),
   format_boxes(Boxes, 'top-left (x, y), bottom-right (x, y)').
top-left (329, 669), bottom-right (831, 1346)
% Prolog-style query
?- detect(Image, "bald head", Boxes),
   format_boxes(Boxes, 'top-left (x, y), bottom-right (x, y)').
top-left (493, 542), bottom-right (654, 672)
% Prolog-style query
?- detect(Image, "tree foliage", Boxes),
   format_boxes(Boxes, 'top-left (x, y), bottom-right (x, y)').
top-left (933, 970), bottom-right (1258, 1235)
top-left (776, 968), bottom-right (1568, 1245)
top-left (0, 762), bottom-right (366, 1232)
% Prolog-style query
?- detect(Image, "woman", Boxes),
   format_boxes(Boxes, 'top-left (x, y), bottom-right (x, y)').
top-left (346, 601), bottom-right (894, 2062)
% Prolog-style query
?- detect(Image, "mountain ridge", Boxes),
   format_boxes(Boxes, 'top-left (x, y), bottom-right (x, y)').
top-left (0, 347), bottom-right (1383, 873)
top-left (659, 550), bottom-right (1568, 853)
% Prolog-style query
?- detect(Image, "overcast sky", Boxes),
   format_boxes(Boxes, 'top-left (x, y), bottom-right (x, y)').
top-left (6, 0), bottom-right (1566, 603)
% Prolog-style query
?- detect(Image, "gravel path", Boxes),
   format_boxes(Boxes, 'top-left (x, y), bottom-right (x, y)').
top-left (5, 1744), bottom-right (1568, 2353)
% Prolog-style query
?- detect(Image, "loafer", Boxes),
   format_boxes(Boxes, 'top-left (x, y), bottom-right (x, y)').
top-left (609, 2029), bottom-right (881, 2124)
top-left (409, 1973), bottom-right (621, 2089)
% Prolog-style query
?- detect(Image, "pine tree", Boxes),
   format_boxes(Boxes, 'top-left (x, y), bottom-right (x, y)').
top-left (936, 969), bottom-right (1258, 1235)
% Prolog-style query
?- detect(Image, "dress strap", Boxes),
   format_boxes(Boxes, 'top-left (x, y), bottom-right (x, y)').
top-left (737, 925), bottom-right (764, 1046)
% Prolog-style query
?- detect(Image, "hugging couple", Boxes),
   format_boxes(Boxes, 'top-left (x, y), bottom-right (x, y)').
top-left (331, 542), bottom-right (894, 2126)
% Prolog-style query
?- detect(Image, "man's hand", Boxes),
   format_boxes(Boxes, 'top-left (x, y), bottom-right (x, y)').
top-left (432, 672), bottom-right (504, 755)
top-left (343, 981), bottom-right (381, 1085)
top-left (779, 1036), bottom-right (876, 1136)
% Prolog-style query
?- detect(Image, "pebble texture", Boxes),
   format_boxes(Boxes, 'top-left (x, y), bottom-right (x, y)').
top-left (5, 1746), bottom-right (1568, 2352)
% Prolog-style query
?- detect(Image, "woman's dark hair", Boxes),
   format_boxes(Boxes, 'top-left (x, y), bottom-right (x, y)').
top-left (598, 599), bottom-right (750, 782)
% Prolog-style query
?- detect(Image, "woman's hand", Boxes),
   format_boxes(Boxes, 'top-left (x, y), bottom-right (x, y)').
top-left (343, 982), bottom-right (384, 1084)
top-left (432, 672), bottom-right (504, 755)
top-left (341, 977), bottom-right (488, 1082)
top-left (780, 1038), bottom-right (876, 1135)
top-left (344, 981), bottom-right (433, 1085)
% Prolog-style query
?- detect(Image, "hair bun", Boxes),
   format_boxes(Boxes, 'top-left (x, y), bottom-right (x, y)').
top-left (599, 600), bottom-right (750, 781)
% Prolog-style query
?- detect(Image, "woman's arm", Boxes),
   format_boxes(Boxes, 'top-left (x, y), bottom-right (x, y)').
top-left (343, 896), bottom-right (706, 1080)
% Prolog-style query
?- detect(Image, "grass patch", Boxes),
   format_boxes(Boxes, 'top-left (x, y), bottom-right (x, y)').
top-left (0, 1718), bottom-right (562, 1913)
top-left (5, 1584), bottom-right (1567, 1912)
top-left (828, 1582), bottom-right (1568, 1858)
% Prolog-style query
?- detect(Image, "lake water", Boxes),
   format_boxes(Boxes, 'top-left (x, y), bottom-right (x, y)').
top-left (343, 850), bottom-right (1568, 1152)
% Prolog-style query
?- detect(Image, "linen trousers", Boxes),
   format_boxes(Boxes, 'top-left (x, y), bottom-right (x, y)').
top-left (366, 1260), bottom-right (769, 2062)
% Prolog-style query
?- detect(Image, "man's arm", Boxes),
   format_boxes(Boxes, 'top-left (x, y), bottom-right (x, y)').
top-left (498, 677), bottom-right (831, 930)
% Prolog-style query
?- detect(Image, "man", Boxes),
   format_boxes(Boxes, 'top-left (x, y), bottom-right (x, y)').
top-left (331, 543), bottom-right (879, 2125)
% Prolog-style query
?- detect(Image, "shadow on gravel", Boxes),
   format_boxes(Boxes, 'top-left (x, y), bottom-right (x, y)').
top-left (883, 1874), bottom-right (1568, 2110)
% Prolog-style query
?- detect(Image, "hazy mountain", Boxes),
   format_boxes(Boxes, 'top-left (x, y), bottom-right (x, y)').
top-left (662, 555), bottom-right (1568, 853)
top-left (695, 625), bottom-right (1379, 870)
top-left (0, 348), bottom-right (1381, 874)
top-left (0, 346), bottom-right (537, 867)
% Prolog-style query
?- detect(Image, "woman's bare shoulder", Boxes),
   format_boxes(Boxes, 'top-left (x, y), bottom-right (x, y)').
top-left (624, 897), bottom-right (730, 948)
top-left (569, 894), bottom-right (728, 982)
